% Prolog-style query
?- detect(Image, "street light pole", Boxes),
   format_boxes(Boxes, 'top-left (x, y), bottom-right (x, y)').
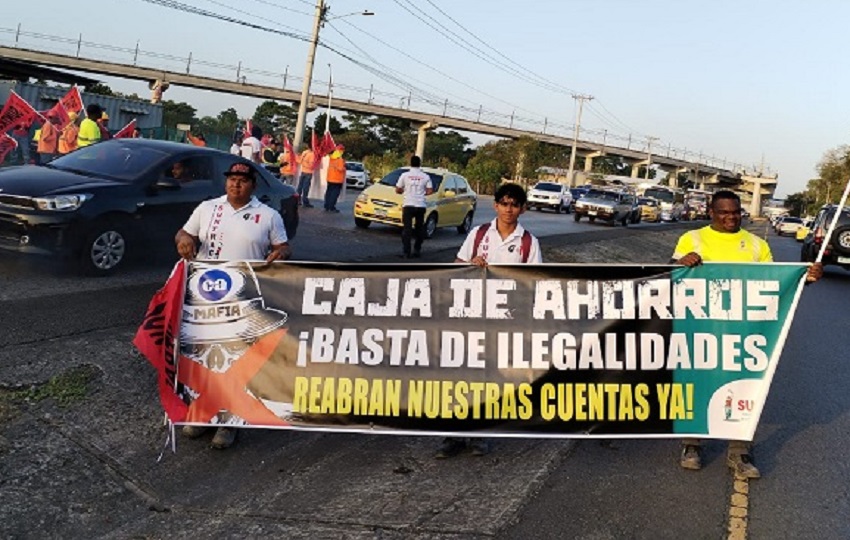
top-left (644, 136), bottom-right (658, 180)
top-left (566, 93), bottom-right (593, 187)
top-left (293, 0), bottom-right (326, 153)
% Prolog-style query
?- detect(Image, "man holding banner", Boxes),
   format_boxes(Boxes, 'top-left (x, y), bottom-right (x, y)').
top-left (673, 190), bottom-right (822, 479)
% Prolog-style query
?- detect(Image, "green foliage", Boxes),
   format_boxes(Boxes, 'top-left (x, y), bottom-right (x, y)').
top-left (783, 192), bottom-right (809, 217)
top-left (312, 113), bottom-right (345, 136)
top-left (463, 140), bottom-right (511, 194)
top-left (162, 100), bottom-right (197, 129)
top-left (363, 153), bottom-right (406, 181)
top-left (254, 100), bottom-right (297, 137)
top-left (425, 131), bottom-right (473, 167)
top-left (12, 365), bottom-right (99, 407)
top-left (84, 83), bottom-right (115, 96)
top-left (591, 155), bottom-right (630, 176)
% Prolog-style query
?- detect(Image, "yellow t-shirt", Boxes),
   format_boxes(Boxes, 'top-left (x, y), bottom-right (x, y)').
top-left (672, 225), bottom-right (772, 263)
top-left (77, 118), bottom-right (101, 148)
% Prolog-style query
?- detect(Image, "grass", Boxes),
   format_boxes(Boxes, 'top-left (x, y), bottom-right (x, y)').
top-left (4, 364), bottom-right (100, 408)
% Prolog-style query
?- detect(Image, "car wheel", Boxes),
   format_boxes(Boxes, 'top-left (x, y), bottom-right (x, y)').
top-left (589, 216), bottom-right (596, 223)
top-left (354, 217), bottom-right (371, 229)
top-left (79, 220), bottom-right (128, 276)
top-left (457, 212), bottom-right (473, 234)
top-left (425, 213), bottom-right (438, 239)
top-left (574, 213), bottom-right (581, 222)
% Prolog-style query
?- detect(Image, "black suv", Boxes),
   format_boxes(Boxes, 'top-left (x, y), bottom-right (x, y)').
top-left (0, 139), bottom-right (298, 275)
top-left (800, 204), bottom-right (850, 269)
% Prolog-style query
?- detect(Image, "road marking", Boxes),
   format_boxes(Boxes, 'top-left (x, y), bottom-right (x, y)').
top-left (727, 477), bottom-right (750, 540)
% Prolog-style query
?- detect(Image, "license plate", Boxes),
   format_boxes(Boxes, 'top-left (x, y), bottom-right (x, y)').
top-left (838, 256), bottom-right (850, 264)
top-left (375, 208), bottom-right (387, 217)
top-left (588, 210), bottom-right (597, 216)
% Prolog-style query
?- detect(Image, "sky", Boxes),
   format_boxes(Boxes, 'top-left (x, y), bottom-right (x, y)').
top-left (4, 0), bottom-right (847, 196)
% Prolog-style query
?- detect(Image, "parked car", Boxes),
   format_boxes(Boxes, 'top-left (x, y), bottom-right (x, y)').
top-left (527, 181), bottom-right (573, 214)
top-left (796, 218), bottom-right (813, 242)
top-left (776, 216), bottom-right (804, 236)
top-left (0, 139), bottom-right (299, 275)
top-left (800, 204), bottom-right (850, 270)
top-left (569, 187), bottom-right (589, 212)
top-left (638, 197), bottom-right (661, 222)
top-left (573, 188), bottom-right (633, 226)
top-left (353, 167), bottom-right (477, 238)
top-left (345, 161), bottom-right (371, 189)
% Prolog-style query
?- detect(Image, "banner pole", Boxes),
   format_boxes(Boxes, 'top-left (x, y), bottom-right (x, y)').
top-left (815, 177), bottom-right (850, 263)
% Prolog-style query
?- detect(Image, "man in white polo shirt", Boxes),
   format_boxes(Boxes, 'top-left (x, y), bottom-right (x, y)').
top-left (174, 160), bottom-right (290, 449)
top-left (437, 182), bottom-right (541, 458)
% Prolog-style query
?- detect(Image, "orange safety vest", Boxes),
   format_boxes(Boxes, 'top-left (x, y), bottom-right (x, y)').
top-left (37, 122), bottom-right (58, 153)
top-left (327, 156), bottom-right (346, 184)
top-left (58, 124), bottom-right (79, 154)
top-left (279, 150), bottom-right (295, 176)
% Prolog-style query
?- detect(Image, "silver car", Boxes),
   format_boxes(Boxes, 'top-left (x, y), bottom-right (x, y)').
top-left (345, 161), bottom-right (371, 189)
top-left (573, 188), bottom-right (633, 226)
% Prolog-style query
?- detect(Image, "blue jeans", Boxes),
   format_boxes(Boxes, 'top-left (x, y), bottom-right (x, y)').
top-left (296, 173), bottom-right (313, 206)
top-left (12, 134), bottom-right (30, 164)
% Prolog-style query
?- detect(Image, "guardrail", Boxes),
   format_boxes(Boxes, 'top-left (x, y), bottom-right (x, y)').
top-left (0, 23), bottom-right (770, 175)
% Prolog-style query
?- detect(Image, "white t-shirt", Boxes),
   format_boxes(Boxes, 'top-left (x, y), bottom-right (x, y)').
top-left (240, 136), bottom-right (262, 161)
top-left (182, 195), bottom-right (288, 261)
top-left (456, 219), bottom-right (542, 264)
top-left (229, 143), bottom-right (240, 155)
top-left (396, 168), bottom-right (433, 208)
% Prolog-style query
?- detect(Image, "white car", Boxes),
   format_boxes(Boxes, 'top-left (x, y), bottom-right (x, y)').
top-left (777, 216), bottom-right (804, 236)
top-left (527, 181), bottom-right (573, 214)
top-left (345, 161), bottom-right (371, 189)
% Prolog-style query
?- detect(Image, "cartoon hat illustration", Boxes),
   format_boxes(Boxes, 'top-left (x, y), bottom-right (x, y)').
top-left (180, 261), bottom-right (288, 345)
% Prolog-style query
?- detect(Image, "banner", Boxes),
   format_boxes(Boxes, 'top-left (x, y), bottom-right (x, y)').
top-left (142, 261), bottom-right (807, 439)
top-left (0, 133), bottom-right (18, 163)
top-left (113, 118), bottom-right (137, 139)
top-left (41, 101), bottom-right (71, 130)
top-left (0, 91), bottom-right (42, 135)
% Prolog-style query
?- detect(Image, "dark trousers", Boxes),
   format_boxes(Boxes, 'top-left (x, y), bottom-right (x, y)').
top-left (296, 173), bottom-right (313, 206)
top-left (401, 206), bottom-right (426, 255)
top-left (324, 182), bottom-right (342, 210)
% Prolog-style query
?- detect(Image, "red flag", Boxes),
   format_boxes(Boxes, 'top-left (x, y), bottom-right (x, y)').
top-left (0, 91), bottom-right (42, 135)
top-left (42, 101), bottom-right (71, 130)
top-left (133, 261), bottom-right (189, 423)
top-left (59, 86), bottom-right (84, 117)
top-left (113, 118), bottom-right (137, 139)
top-left (0, 134), bottom-right (17, 163)
top-left (311, 130), bottom-right (320, 157)
top-left (283, 133), bottom-right (295, 160)
top-left (321, 131), bottom-right (336, 157)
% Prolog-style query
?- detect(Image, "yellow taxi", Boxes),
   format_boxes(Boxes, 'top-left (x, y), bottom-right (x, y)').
top-left (353, 167), bottom-right (477, 237)
top-left (638, 197), bottom-right (661, 222)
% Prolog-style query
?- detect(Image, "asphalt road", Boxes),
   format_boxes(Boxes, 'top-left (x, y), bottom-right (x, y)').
top-left (1, 213), bottom-right (847, 539)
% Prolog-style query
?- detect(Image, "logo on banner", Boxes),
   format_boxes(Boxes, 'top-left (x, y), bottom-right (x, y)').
top-left (707, 379), bottom-right (761, 438)
top-left (198, 268), bottom-right (234, 302)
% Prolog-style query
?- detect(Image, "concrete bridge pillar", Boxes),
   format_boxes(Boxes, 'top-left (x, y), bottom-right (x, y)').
top-left (583, 151), bottom-right (603, 172)
top-left (630, 159), bottom-right (649, 178)
top-left (415, 121), bottom-right (438, 161)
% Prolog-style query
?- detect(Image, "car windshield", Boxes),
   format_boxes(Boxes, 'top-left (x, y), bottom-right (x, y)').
top-left (534, 183), bottom-right (562, 192)
top-left (570, 188), bottom-right (587, 198)
top-left (643, 189), bottom-right (675, 203)
top-left (379, 168), bottom-right (443, 190)
top-left (783, 217), bottom-right (803, 224)
top-left (586, 189), bottom-right (620, 201)
top-left (638, 198), bottom-right (657, 206)
top-left (346, 162), bottom-right (364, 172)
top-left (50, 143), bottom-right (169, 181)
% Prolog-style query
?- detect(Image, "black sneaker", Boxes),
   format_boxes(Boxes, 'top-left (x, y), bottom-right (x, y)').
top-left (470, 439), bottom-right (490, 456)
top-left (435, 438), bottom-right (466, 459)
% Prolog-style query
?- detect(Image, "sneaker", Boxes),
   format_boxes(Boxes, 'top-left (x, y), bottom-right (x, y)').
top-left (211, 427), bottom-right (238, 449)
top-left (330, 208), bottom-right (340, 213)
top-left (727, 453), bottom-right (760, 479)
top-left (470, 439), bottom-right (491, 456)
top-left (680, 444), bottom-right (702, 470)
top-left (181, 425), bottom-right (209, 439)
top-left (435, 438), bottom-right (466, 459)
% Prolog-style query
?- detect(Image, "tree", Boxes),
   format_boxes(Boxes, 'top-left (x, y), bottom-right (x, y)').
top-left (161, 100), bottom-right (197, 129)
top-left (312, 112), bottom-right (345, 136)
top-left (784, 192), bottom-right (808, 217)
top-left (463, 140), bottom-right (512, 194)
top-left (425, 130), bottom-right (473, 168)
top-left (253, 101), bottom-right (297, 137)
top-left (84, 83), bottom-right (115, 96)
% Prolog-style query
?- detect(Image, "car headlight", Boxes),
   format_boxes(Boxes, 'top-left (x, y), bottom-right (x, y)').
top-left (356, 192), bottom-right (369, 203)
top-left (33, 194), bottom-right (92, 211)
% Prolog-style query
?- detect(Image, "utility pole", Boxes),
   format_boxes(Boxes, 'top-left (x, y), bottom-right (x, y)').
top-left (293, 0), bottom-right (326, 153)
top-left (566, 93), bottom-right (593, 187)
top-left (644, 136), bottom-right (659, 180)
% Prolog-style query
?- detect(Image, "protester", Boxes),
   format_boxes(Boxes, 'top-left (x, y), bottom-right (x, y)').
top-left (77, 104), bottom-right (102, 148)
top-left (394, 155), bottom-right (434, 258)
top-left (132, 127), bottom-right (144, 139)
top-left (174, 161), bottom-right (291, 449)
top-left (36, 114), bottom-right (60, 164)
top-left (58, 112), bottom-right (79, 155)
top-left (324, 144), bottom-right (346, 212)
top-left (240, 125), bottom-right (262, 164)
top-left (279, 144), bottom-right (296, 185)
top-left (435, 182), bottom-right (542, 458)
top-left (186, 132), bottom-right (206, 146)
top-left (11, 122), bottom-right (31, 164)
top-left (262, 140), bottom-right (280, 166)
top-left (673, 189), bottom-right (822, 479)
top-left (98, 111), bottom-right (111, 140)
top-left (230, 133), bottom-right (243, 155)
top-left (296, 143), bottom-right (317, 208)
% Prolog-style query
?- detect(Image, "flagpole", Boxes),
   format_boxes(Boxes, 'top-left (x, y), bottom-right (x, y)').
top-left (815, 177), bottom-right (850, 263)
top-left (325, 63), bottom-right (333, 134)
